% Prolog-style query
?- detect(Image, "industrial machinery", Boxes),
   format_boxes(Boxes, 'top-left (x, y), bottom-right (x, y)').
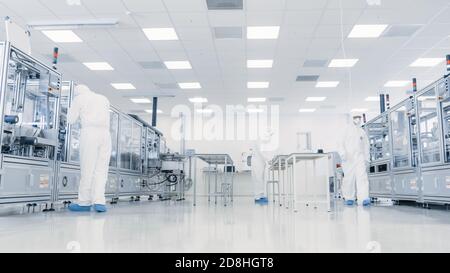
top-left (389, 96), bottom-right (420, 201)
top-left (418, 76), bottom-right (450, 204)
top-left (0, 42), bottom-right (61, 208)
top-left (366, 113), bottom-right (392, 199)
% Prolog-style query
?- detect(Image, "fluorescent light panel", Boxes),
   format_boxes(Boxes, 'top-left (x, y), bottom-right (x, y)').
top-left (142, 28), bottom-right (178, 40)
top-left (384, 80), bottom-right (409, 87)
top-left (247, 97), bottom-right (266, 102)
top-left (247, 82), bottom-right (269, 88)
top-left (410, 58), bottom-right (445, 67)
top-left (306, 96), bottom-right (327, 102)
top-left (83, 62), bottom-right (114, 71)
top-left (178, 82), bottom-right (201, 89)
top-left (299, 108), bottom-right (316, 113)
top-left (189, 97), bottom-right (208, 103)
top-left (130, 98), bottom-right (151, 104)
top-left (111, 83), bottom-right (135, 90)
top-left (247, 26), bottom-right (280, 39)
top-left (348, 24), bottom-right (388, 38)
top-left (247, 59), bottom-right (273, 68)
top-left (42, 30), bottom-right (82, 43)
top-left (315, 81), bottom-right (339, 88)
top-left (329, 59), bottom-right (359, 67)
top-left (164, 61), bottom-right (192, 69)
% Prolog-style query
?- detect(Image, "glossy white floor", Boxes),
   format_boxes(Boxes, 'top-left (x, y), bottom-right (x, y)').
top-left (0, 197), bottom-right (450, 253)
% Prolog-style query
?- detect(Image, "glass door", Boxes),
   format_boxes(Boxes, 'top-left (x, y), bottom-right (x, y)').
top-left (390, 104), bottom-right (411, 168)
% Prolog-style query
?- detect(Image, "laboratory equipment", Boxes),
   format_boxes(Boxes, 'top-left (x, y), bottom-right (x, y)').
top-left (365, 113), bottom-right (392, 199)
top-left (0, 42), bottom-right (61, 206)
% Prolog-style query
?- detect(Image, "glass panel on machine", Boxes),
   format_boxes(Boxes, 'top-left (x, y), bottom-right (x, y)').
top-left (417, 87), bottom-right (441, 164)
top-left (391, 105), bottom-right (411, 168)
top-left (1, 48), bottom-right (60, 159)
top-left (367, 116), bottom-right (390, 161)
top-left (440, 97), bottom-right (450, 163)
top-left (109, 111), bottom-right (119, 167)
top-left (131, 122), bottom-right (142, 171)
top-left (119, 117), bottom-right (132, 169)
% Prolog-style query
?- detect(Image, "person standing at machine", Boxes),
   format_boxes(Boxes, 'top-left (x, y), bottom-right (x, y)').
top-left (340, 115), bottom-right (371, 206)
top-left (67, 84), bottom-right (112, 213)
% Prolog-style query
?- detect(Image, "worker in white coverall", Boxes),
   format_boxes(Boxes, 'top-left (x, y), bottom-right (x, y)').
top-left (340, 115), bottom-right (371, 206)
top-left (252, 130), bottom-right (276, 202)
top-left (67, 84), bottom-right (112, 213)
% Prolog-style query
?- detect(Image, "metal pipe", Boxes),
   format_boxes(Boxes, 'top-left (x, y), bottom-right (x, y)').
top-left (151, 97), bottom-right (157, 127)
top-left (379, 94), bottom-right (385, 113)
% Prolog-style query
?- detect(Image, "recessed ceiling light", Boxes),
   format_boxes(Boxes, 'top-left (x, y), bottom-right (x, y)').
top-left (247, 108), bottom-right (264, 113)
top-left (410, 58), bottom-right (445, 67)
top-left (348, 24), bottom-right (388, 38)
top-left (178, 82), bottom-right (201, 89)
top-left (142, 28), bottom-right (178, 40)
top-left (111, 83), bottom-right (136, 90)
top-left (196, 109), bottom-right (214, 114)
top-left (83, 62), bottom-right (114, 71)
top-left (164, 61), bottom-right (192, 69)
top-left (247, 97), bottom-right (267, 102)
top-left (189, 97), bottom-right (208, 103)
top-left (42, 30), bottom-right (82, 43)
top-left (315, 81), bottom-right (339, 88)
top-left (305, 96), bottom-right (327, 102)
top-left (247, 26), bottom-right (280, 39)
top-left (384, 80), bottom-right (409, 87)
top-left (329, 59), bottom-right (359, 68)
top-left (299, 108), bottom-right (316, 113)
top-left (247, 82), bottom-right (269, 88)
top-left (351, 108), bottom-right (368, 112)
top-left (247, 59), bottom-right (273, 68)
top-left (130, 98), bottom-right (151, 104)
top-left (145, 109), bottom-right (163, 114)
top-left (365, 96), bottom-right (380, 102)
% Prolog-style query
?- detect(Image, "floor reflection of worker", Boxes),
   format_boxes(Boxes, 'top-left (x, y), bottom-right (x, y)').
top-left (340, 115), bottom-right (371, 206)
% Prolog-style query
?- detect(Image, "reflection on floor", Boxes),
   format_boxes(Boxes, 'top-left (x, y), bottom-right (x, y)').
top-left (0, 197), bottom-right (450, 253)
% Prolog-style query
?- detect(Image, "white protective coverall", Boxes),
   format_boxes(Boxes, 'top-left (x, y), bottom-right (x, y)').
top-left (67, 85), bottom-right (111, 206)
top-left (340, 117), bottom-right (370, 203)
top-left (251, 130), bottom-right (276, 199)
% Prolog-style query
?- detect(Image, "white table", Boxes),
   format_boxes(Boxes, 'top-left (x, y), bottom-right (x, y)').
top-left (285, 153), bottom-right (332, 212)
top-left (193, 154), bottom-right (234, 207)
top-left (267, 155), bottom-right (288, 206)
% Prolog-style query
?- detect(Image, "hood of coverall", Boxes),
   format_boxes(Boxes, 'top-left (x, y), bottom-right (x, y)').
top-left (74, 84), bottom-right (92, 97)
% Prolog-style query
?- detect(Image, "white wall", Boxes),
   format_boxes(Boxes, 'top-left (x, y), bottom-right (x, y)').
top-left (153, 113), bottom-right (349, 197)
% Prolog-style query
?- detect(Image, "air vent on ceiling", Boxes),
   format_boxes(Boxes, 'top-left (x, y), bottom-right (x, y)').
top-left (206, 0), bottom-right (243, 10)
top-left (213, 27), bottom-right (243, 39)
top-left (303, 59), bottom-right (328, 67)
top-left (138, 61), bottom-right (164, 69)
top-left (296, 75), bottom-right (319, 82)
top-left (268, 97), bottom-right (285, 102)
top-left (155, 83), bottom-right (179, 89)
top-left (382, 25), bottom-right (422, 37)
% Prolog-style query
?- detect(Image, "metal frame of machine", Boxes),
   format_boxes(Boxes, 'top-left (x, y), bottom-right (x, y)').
top-left (367, 59), bottom-right (450, 205)
top-left (0, 42), bottom-right (61, 209)
top-left (0, 42), bottom-right (187, 212)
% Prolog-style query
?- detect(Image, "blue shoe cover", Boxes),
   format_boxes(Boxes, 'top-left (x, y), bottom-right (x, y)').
top-left (68, 203), bottom-right (91, 212)
top-left (345, 200), bottom-right (354, 206)
top-left (94, 204), bottom-right (107, 212)
top-left (362, 199), bottom-right (371, 206)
